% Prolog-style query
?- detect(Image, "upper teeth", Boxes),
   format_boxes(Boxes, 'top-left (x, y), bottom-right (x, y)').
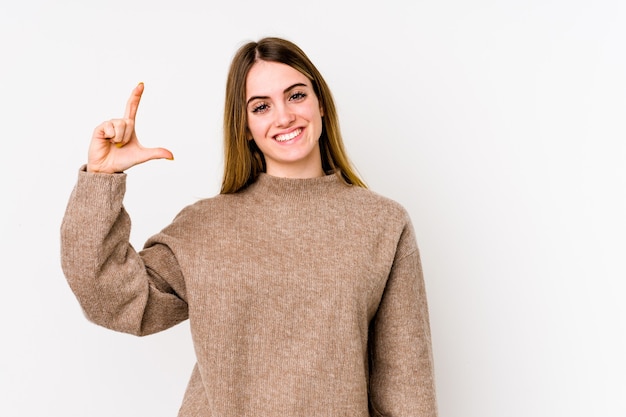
top-left (275, 129), bottom-right (301, 142)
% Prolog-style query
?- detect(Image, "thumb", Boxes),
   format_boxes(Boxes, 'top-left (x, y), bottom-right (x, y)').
top-left (139, 147), bottom-right (175, 164)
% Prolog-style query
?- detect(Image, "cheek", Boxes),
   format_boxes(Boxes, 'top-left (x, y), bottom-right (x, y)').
top-left (246, 119), bottom-right (263, 139)
top-left (312, 110), bottom-right (324, 132)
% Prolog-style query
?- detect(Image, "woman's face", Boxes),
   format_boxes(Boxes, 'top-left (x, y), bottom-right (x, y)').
top-left (245, 60), bottom-right (324, 178)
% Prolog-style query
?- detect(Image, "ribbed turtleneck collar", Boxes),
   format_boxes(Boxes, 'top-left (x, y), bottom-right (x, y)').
top-left (245, 172), bottom-right (348, 199)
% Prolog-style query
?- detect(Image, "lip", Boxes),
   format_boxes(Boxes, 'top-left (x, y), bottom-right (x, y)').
top-left (273, 127), bottom-right (303, 143)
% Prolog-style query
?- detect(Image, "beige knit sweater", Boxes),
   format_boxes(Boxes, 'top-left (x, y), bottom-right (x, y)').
top-left (61, 167), bottom-right (437, 416)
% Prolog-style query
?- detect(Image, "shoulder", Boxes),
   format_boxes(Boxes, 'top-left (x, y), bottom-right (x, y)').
top-left (343, 185), bottom-right (412, 223)
top-left (160, 193), bottom-right (241, 234)
top-left (340, 185), bottom-right (419, 257)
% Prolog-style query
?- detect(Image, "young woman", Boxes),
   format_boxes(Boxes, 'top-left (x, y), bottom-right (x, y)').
top-left (61, 37), bottom-right (438, 416)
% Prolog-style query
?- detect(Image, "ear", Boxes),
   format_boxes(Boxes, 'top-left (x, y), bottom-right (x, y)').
top-left (320, 105), bottom-right (324, 117)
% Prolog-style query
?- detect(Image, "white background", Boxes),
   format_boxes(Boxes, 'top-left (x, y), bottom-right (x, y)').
top-left (1, 1), bottom-right (625, 416)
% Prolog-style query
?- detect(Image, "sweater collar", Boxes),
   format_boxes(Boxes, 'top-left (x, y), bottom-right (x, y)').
top-left (246, 172), bottom-right (347, 198)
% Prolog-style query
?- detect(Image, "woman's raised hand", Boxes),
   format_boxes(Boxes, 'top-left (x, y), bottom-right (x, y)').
top-left (87, 83), bottom-right (173, 173)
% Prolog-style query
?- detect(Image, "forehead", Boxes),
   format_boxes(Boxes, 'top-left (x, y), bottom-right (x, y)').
top-left (245, 61), bottom-right (310, 98)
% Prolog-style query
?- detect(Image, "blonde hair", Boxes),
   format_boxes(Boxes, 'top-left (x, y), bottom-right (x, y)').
top-left (220, 37), bottom-right (366, 194)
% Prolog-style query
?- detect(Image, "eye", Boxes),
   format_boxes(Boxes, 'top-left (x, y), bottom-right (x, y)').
top-left (251, 102), bottom-right (269, 114)
top-left (289, 91), bottom-right (307, 101)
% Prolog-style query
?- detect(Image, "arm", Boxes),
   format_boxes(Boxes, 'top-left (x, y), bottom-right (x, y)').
top-left (60, 168), bottom-right (188, 336)
top-left (368, 226), bottom-right (438, 416)
top-left (60, 83), bottom-right (186, 335)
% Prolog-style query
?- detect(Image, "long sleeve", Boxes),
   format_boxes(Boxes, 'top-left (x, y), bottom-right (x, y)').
top-left (60, 167), bottom-right (188, 336)
top-left (368, 224), bottom-right (438, 416)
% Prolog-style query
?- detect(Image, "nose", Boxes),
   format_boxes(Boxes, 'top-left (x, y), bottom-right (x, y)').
top-left (274, 103), bottom-right (295, 127)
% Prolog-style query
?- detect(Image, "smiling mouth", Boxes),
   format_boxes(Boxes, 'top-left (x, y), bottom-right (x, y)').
top-left (274, 128), bottom-right (302, 142)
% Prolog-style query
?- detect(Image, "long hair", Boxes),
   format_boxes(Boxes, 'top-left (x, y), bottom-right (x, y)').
top-left (220, 37), bottom-right (366, 194)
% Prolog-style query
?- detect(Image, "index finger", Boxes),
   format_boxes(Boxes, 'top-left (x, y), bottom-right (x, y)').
top-left (124, 82), bottom-right (144, 120)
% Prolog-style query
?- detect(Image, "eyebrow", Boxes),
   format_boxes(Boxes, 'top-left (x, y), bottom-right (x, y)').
top-left (246, 83), bottom-right (309, 106)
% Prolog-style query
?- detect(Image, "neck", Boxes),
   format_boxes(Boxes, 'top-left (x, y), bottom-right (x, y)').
top-left (266, 164), bottom-right (325, 179)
